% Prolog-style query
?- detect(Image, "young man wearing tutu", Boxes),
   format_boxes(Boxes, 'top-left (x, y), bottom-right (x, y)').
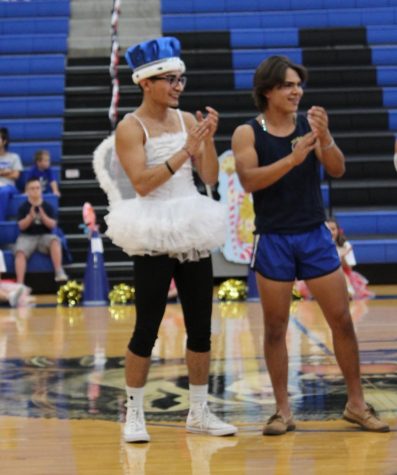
top-left (232, 56), bottom-right (389, 435)
top-left (109, 37), bottom-right (237, 442)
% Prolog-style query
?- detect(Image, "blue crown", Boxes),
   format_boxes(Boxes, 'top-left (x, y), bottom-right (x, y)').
top-left (125, 37), bottom-right (181, 71)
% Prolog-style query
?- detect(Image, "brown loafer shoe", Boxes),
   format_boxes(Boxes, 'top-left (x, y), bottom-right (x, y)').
top-left (263, 411), bottom-right (296, 436)
top-left (343, 403), bottom-right (390, 432)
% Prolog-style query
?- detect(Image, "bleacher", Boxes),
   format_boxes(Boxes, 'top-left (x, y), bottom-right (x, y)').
top-left (162, 0), bottom-right (397, 282)
top-left (0, 0), bottom-right (70, 287)
top-left (1, 0), bottom-right (396, 288)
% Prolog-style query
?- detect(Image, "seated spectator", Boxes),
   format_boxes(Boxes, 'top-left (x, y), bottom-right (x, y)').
top-left (14, 178), bottom-right (68, 284)
top-left (0, 127), bottom-right (22, 220)
top-left (26, 149), bottom-right (61, 197)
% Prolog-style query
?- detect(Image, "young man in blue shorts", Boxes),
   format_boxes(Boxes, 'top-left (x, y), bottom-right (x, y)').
top-left (232, 55), bottom-right (389, 435)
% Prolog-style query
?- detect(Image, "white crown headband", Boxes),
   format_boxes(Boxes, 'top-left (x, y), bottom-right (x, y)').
top-left (132, 57), bottom-right (186, 84)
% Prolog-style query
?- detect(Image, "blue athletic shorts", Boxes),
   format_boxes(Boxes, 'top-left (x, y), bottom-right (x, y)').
top-left (251, 223), bottom-right (340, 281)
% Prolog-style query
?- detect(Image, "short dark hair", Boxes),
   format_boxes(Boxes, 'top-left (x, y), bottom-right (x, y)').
top-left (34, 149), bottom-right (50, 163)
top-left (25, 177), bottom-right (41, 188)
top-left (0, 127), bottom-right (9, 150)
top-left (252, 56), bottom-right (308, 111)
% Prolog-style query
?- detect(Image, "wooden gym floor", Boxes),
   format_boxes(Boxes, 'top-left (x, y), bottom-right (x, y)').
top-left (0, 286), bottom-right (396, 474)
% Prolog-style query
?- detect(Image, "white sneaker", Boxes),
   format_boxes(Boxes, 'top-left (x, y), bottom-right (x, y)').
top-left (186, 403), bottom-right (237, 436)
top-left (123, 405), bottom-right (150, 443)
top-left (54, 268), bottom-right (68, 282)
top-left (8, 285), bottom-right (25, 308)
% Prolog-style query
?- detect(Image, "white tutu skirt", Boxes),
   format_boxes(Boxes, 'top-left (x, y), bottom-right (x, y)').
top-left (105, 194), bottom-right (227, 260)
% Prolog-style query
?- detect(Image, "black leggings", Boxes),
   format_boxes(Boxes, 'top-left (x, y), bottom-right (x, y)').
top-left (129, 254), bottom-right (213, 357)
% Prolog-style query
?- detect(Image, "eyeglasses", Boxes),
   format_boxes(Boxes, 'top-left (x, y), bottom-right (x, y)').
top-left (150, 75), bottom-right (187, 88)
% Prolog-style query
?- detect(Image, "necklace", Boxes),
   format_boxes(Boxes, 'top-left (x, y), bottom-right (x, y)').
top-left (261, 114), bottom-right (267, 132)
top-left (261, 113), bottom-right (297, 133)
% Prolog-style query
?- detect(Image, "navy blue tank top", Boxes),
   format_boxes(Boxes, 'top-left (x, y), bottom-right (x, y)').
top-left (248, 115), bottom-right (325, 234)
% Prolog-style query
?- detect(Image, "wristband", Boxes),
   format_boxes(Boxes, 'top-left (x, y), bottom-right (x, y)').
top-left (321, 138), bottom-right (336, 151)
top-left (165, 160), bottom-right (175, 175)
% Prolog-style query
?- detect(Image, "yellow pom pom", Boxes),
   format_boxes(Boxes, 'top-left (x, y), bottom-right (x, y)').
top-left (108, 283), bottom-right (135, 305)
top-left (57, 280), bottom-right (84, 307)
top-left (292, 286), bottom-right (303, 301)
top-left (217, 279), bottom-right (247, 301)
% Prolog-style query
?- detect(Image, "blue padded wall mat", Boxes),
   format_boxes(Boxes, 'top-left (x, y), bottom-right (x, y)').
top-left (388, 110), bottom-right (397, 129)
top-left (0, 97), bottom-right (64, 118)
top-left (0, 1), bottom-right (70, 18)
top-left (0, 75), bottom-right (65, 95)
top-left (232, 49), bottom-right (302, 69)
top-left (0, 55), bottom-right (65, 75)
top-left (233, 70), bottom-right (397, 89)
top-left (0, 18), bottom-right (69, 35)
top-left (0, 118), bottom-right (63, 140)
top-left (336, 211), bottom-right (397, 235)
top-left (378, 67), bottom-right (397, 86)
top-left (163, 8), bottom-right (397, 32)
top-left (383, 88), bottom-right (397, 106)
top-left (0, 35), bottom-right (67, 54)
top-left (351, 239), bottom-right (397, 263)
top-left (162, 0), bottom-right (397, 14)
top-left (231, 28), bottom-right (299, 48)
top-left (230, 26), bottom-right (397, 49)
top-left (372, 45), bottom-right (397, 65)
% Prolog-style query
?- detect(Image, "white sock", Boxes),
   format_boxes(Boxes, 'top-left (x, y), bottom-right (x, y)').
top-left (126, 386), bottom-right (144, 409)
top-left (189, 384), bottom-right (208, 407)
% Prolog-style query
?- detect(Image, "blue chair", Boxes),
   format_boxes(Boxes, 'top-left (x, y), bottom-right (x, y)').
top-left (2, 249), bottom-right (54, 274)
top-left (0, 221), bottom-right (19, 245)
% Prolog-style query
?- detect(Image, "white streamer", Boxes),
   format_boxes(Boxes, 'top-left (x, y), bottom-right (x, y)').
top-left (109, 0), bottom-right (122, 130)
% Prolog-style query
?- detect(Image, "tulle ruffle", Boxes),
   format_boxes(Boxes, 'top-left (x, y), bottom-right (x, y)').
top-left (105, 193), bottom-right (227, 261)
top-left (344, 269), bottom-right (375, 299)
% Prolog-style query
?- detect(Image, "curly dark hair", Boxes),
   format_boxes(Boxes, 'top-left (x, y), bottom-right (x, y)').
top-left (252, 55), bottom-right (308, 111)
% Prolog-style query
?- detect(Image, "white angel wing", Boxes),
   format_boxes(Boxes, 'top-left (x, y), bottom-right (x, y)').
top-left (92, 134), bottom-right (136, 205)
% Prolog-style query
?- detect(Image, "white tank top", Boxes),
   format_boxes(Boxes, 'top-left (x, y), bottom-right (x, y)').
top-left (131, 109), bottom-right (198, 200)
